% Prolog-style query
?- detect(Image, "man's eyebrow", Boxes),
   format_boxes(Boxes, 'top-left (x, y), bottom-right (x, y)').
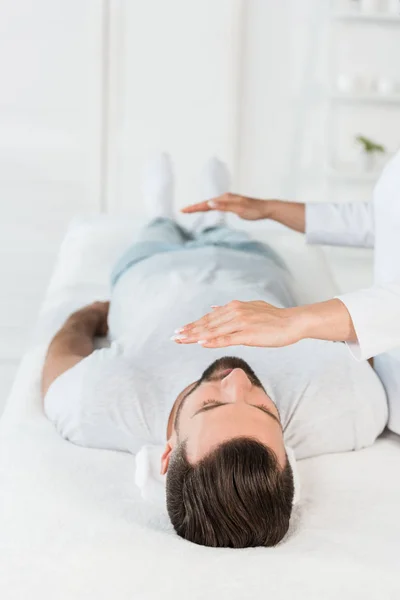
top-left (193, 402), bottom-right (281, 426)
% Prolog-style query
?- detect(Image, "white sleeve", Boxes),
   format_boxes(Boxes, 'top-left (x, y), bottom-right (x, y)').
top-left (306, 202), bottom-right (375, 248)
top-left (337, 284), bottom-right (400, 360)
top-left (44, 342), bottom-right (149, 453)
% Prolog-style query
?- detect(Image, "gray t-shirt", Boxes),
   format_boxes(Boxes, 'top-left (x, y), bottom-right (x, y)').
top-left (45, 246), bottom-right (387, 459)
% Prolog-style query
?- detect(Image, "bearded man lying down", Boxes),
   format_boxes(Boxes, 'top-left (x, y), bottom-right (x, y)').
top-left (42, 154), bottom-right (386, 548)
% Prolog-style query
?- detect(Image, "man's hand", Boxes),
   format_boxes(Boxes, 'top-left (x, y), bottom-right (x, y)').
top-left (172, 300), bottom-right (304, 348)
top-left (181, 193), bottom-right (272, 221)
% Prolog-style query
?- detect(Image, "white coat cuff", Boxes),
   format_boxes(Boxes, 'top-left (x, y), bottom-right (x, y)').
top-left (305, 204), bottom-right (335, 245)
top-left (336, 288), bottom-right (399, 361)
top-left (305, 202), bottom-right (375, 248)
top-left (334, 294), bottom-right (368, 361)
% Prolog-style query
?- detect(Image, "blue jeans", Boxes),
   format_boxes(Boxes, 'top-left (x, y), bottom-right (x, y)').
top-left (111, 218), bottom-right (283, 287)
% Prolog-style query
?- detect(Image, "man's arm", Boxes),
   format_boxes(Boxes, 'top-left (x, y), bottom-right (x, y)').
top-left (41, 301), bottom-right (109, 398)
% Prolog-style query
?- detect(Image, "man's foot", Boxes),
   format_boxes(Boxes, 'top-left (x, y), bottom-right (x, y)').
top-left (142, 152), bottom-right (174, 220)
top-left (193, 157), bottom-right (231, 231)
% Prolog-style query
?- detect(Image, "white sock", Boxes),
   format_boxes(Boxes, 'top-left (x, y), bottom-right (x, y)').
top-left (142, 152), bottom-right (174, 220)
top-left (194, 157), bottom-right (231, 231)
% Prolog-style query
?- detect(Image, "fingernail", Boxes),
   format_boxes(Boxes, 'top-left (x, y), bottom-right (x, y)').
top-left (174, 328), bottom-right (184, 334)
top-left (197, 340), bottom-right (207, 345)
top-left (211, 305), bottom-right (219, 309)
top-left (208, 200), bottom-right (217, 208)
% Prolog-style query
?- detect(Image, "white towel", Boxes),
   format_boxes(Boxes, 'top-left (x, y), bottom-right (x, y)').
top-left (135, 444), bottom-right (301, 508)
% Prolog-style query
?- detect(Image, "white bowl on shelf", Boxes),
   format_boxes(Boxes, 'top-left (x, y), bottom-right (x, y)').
top-left (387, 0), bottom-right (400, 15)
top-left (360, 0), bottom-right (381, 13)
top-left (376, 78), bottom-right (396, 95)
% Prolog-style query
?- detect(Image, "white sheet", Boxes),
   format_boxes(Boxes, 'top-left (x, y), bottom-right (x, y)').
top-left (1, 216), bottom-right (400, 600)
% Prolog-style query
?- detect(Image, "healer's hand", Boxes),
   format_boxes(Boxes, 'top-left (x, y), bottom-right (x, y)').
top-left (181, 193), bottom-right (272, 221)
top-left (172, 300), bottom-right (304, 349)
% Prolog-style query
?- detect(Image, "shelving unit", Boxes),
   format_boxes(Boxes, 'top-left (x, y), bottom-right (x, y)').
top-left (333, 12), bottom-right (400, 23)
top-left (325, 3), bottom-right (400, 188)
top-left (331, 92), bottom-right (400, 103)
top-left (325, 165), bottom-right (382, 182)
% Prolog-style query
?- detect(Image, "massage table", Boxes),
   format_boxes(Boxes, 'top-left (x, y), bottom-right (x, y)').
top-left (1, 216), bottom-right (400, 600)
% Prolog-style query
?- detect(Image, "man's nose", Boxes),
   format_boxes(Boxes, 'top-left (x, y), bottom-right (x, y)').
top-left (220, 368), bottom-right (252, 401)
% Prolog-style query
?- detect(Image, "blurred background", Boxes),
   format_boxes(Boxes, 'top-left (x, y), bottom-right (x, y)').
top-left (0, 0), bottom-right (399, 412)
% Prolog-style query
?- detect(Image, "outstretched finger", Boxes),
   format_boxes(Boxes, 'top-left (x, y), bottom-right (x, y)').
top-left (177, 305), bottom-right (234, 334)
top-left (177, 320), bottom-right (242, 344)
top-left (181, 194), bottom-right (242, 214)
top-left (198, 333), bottom-right (245, 348)
top-left (181, 201), bottom-right (213, 214)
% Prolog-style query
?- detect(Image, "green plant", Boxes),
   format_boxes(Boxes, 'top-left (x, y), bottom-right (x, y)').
top-left (356, 135), bottom-right (386, 154)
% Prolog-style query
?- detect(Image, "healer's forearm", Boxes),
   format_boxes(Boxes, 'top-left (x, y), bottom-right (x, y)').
top-left (288, 298), bottom-right (357, 344)
top-left (266, 200), bottom-right (306, 233)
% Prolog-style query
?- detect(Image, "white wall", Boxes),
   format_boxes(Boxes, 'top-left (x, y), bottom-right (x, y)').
top-left (0, 0), bottom-right (105, 409)
top-left (105, 0), bottom-right (243, 213)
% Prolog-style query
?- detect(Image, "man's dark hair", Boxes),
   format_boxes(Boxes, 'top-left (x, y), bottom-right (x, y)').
top-left (166, 437), bottom-right (294, 548)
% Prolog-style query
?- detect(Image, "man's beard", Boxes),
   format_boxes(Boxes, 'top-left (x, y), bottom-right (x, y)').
top-left (198, 357), bottom-right (266, 390)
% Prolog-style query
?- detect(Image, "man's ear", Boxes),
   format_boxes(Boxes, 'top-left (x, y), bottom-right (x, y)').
top-left (160, 437), bottom-right (175, 475)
